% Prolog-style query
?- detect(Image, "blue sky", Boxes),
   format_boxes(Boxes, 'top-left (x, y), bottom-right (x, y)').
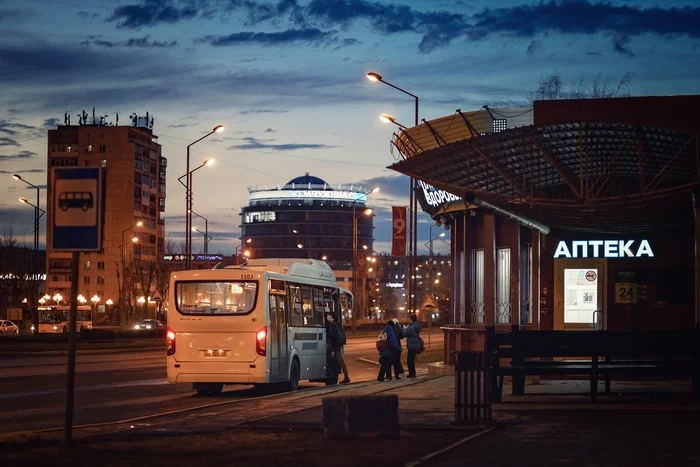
top-left (1, 0), bottom-right (699, 255)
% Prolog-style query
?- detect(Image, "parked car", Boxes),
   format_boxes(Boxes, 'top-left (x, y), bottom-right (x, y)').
top-left (0, 320), bottom-right (19, 337)
top-left (134, 319), bottom-right (164, 331)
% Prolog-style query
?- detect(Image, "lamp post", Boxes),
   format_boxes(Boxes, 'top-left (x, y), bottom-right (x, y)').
top-left (186, 127), bottom-right (222, 270)
top-left (90, 295), bottom-right (100, 324)
top-left (351, 187), bottom-right (378, 332)
top-left (235, 238), bottom-right (252, 264)
top-left (191, 211), bottom-right (209, 267)
top-left (106, 298), bottom-right (113, 319)
top-left (191, 226), bottom-right (213, 269)
top-left (137, 296), bottom-right (146, 320)
top-left (367, 72), bottom-right (419, 317)
top-left (119, 234), bottom-right (139, 324)
top-left (15, 173), bottom-right (44, 336)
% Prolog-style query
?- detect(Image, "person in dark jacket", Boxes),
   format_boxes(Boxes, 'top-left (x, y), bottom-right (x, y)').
top-left (391, 318), bottom-right (405, 379)
top-left (377, 320), bottom-right (400, 382)
top-left (326, 312), bottom-right (350, 384)
top-left (403, 314), bottom-right (423, 378)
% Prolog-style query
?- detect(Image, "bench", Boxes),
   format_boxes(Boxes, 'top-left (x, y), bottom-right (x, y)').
top-left (486, 326), bottom-right (700, 403)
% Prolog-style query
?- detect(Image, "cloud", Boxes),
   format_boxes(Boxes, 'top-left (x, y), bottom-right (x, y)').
top-left (107, 0), bottom-right (198, 29)
top-left (240, 109), bottom-right (289, 115)
top-left (0, 119), bottom-right (37, 136)
top-left (611, 34), bottom-right (634, 57)
top-left (526, 40), bottom-right (542, 56)
top-left (167, 122), bottom-right (197, 128)
top-left (0, 168), bottom-right (45, 174)
top-left (6, 108), bottom-right (21, 115)
top-left (77, 11), bottom-right (100, 19)
top-left (0, 137), bottom-right (19, 147)
top-left (43, 118), bottom-right (61, 129)
top-left (0, 150), bottom-right (38, 160)
top-left (264, 128), bottom-right (276, 133)
top-left (82, 35), bottom-right (178, 48)
top-left (334, 38), bottom-right (361, 49)
top-left (195, 28), bottom-right (336, 47)
top-left (227, 137), bottom-right (337, 151)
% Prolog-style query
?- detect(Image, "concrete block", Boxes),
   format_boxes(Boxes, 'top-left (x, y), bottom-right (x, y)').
top-left (322, 395), bottom-right (399, 438)
top-left (428, 362), bottom-right (455, 377)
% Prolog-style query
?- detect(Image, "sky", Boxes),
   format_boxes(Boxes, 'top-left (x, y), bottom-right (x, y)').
top-left (1, 0), bottom-right (699, 256)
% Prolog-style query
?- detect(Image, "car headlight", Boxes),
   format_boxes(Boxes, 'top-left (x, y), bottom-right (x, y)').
top-left (134, 325), bottom-right (140, 330)
top-left (145, 325), bottom-right (152, 329)
top-left (53, 326), bottom-right (58, 330)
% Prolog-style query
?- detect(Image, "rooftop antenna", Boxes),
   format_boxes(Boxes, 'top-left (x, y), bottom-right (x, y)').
top-left (116, 113), bottom-right (119, 126)
top-left (78, 112), bottom-right (83, 125)
top-left (64, 112), bottom-right (68, 125)
top-left (92, 107), bottom-right (96, 124)
top-left (150, 116), bottom-right (154, 129)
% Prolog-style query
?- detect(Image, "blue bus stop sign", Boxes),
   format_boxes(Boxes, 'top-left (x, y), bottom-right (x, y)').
top-left (51, 167), bottom-right (103, 251)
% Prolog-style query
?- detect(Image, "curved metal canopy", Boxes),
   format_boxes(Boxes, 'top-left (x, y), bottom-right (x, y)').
top-left (390, 121), bottom-right (699, 233)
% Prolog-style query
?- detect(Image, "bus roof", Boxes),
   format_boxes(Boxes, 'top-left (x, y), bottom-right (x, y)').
top-left (176, 258), bottom-right (337, 283)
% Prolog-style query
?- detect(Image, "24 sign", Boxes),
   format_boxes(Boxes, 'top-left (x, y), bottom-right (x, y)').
top-left (615, 283), bottom-right (638, 304)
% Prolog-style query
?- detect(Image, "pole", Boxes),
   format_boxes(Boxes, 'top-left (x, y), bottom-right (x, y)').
top-left (185, 145), bottom-right (190, 269)
top-left (352, 202), bottom-right (357, 332)
top-left (33, 188), bottom-right (39, 335)
top-left (64, 251), bottom-right (79, 445)
top-left (411, 95), bottom-right (419, 319)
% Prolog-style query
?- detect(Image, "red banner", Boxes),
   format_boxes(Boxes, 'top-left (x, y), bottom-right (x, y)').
top-left (392, 206), bottom-right (407, 256)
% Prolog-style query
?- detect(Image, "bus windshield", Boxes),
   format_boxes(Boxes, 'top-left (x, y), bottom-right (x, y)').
top-left (175, 281), bottom-right (258, 315)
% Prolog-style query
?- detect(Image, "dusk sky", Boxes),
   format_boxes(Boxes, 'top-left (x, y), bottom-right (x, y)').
top-left (1, 0), bottom-right (699, 256)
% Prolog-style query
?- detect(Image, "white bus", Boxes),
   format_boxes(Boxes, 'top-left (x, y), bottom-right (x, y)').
top-left (33, 306), bottom-right (93, 334)
top-left (166, 258), bottom-right (353, 395)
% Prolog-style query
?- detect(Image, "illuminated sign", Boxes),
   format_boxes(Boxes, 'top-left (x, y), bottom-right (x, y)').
top-left (417, 181), bottom-right (461, 208)
top-left (163, 254), bottom-right (224, 261)
top-left (553, 240), bottom-right (654, 259)
top-left (249, 190), bottom-right (364, 202)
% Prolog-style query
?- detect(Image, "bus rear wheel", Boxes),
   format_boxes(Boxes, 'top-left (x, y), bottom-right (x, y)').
top-left (193, 383), bottom-right (223, 396)
top-left (287, 360), bottom-right (300, 392)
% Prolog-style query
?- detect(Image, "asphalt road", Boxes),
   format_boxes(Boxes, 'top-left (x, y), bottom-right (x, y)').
top-left (0, 331), bottom-right (443, 435)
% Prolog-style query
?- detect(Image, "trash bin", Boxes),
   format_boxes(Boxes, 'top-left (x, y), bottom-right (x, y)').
top-left (454, 351), bottom-right (492, 422)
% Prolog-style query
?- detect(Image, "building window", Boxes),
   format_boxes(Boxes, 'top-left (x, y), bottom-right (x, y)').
top-left (469, 249), bottom-right (484, 324)
top-left (97, 276), bottom-right (105, 285)
top-left (493, 119), bottom-right (507, 132)
top-left (52, 261), bottom-right (60, 268)
top-left (496, 247), bottom-right (511, 324)
top-left (84, 261), bottom-right (90, 270)
top-left (87, 145), bottom-right (93, 153)
top-left (97, 262), bottom-right (105, 269)
top-left (83, 276), bottom-right (90, 284)
top-left (52, 275), bottom-right (58, 282)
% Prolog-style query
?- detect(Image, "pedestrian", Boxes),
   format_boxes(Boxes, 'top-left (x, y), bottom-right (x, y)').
top-left (325, 311), bottom-right (350, 384)
top-left (391, 318), bottom-right (405, 379)
top-left (403, 314), bottom-right (422, 378)
top-left (377, 319), bottom-right (400, 382)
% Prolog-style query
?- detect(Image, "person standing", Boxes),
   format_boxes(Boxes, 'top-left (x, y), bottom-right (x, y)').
top-left (377, 319), bottom-right (400, 382)
top-left (325, 312), bottom-right (350, 384)
top-left (403, 314), bottom-right (423, 378)
top-left (391, 318), bottom-right (405, 379)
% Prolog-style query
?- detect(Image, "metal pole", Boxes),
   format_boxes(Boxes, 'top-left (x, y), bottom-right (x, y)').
top-left (64, 251), bottom-right (79, 445)
top-left (34, 189), bottom-right (39, 335)
top-left (352, 202), bottom-right (357, 332)
top-left (411, 95), bottom-right (419, 319)
top-left (185, 145), bottom-right (190, 269)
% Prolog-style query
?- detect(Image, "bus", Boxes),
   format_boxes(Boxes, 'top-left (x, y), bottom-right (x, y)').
top-left (33, 306), bottom-right (93, 333)
top-left (166, 258), bottom-right (353, 395)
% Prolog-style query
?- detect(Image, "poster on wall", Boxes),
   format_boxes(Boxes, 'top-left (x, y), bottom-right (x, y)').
top-left (615, 270), bottom-right (638, 304)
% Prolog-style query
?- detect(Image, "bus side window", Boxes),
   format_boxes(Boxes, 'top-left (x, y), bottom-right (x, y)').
top-left (288, 285), bottom-right (302, 327)
top-left (313, 288), bottom-right (325, 327)
top-left (301, 286), bottom-right (313, 326)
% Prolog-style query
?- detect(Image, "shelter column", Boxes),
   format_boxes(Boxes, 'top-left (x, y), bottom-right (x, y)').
top-left (531, 230), bottom-right (541, 330)
top-left (696, 201), bottom-right (700, 328)
top-left (510, 222), bottom-right (521, 328)
top-left (484, 213), bottom-right (496, 327)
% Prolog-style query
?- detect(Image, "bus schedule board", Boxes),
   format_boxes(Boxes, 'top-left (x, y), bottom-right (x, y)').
top-left (51, 167), bottom-right (104, 251)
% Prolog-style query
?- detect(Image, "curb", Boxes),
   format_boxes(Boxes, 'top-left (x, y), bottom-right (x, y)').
top-left (0, 347), bottom-right (163, 356)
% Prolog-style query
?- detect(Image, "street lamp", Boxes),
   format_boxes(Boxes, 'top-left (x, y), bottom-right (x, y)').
top-left (137, 296), bottom-right (146, 320)
top-left (235, 238), bottom-right (252, 264)
top-left (53, 293), bottom-right (63, 304)
top-left (367, 71), bottom-right (420, 317)
top-left (106, 298), bottom-right (113, 319)
top-left (90, 295), bottom-right (100, 324)
top-left (379, 114), bottom-right (407, 129)
top-left (186, 126), bottom-right (223, 270)
top-left (15, 173), bottom-right (45, 336)
top-left (191, 226), bottom-right (213, 268)
top-left (351, 186), bottom-right (377, 332)
top-left (190, 211), bottom-right (209, 266)
top-left (121, 221), bottom-right (143, 267)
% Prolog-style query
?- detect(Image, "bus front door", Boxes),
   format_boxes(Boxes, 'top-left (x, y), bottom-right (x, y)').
top-left (269, 294), bottom-right (288, 381)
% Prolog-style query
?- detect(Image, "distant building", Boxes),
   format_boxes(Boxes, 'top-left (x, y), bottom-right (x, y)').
top-left (240, 173), bottom-right (375, 313)
top-left (45, 113), bottom-right (166, 320)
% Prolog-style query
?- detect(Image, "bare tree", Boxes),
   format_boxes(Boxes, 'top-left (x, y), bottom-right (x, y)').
top-left (527, 71), bottom-right (635, 102)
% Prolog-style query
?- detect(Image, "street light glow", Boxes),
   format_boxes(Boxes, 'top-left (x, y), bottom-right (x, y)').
top-left (204, 159), bottom-right (215, 166)
top-left (106, 299), bottom-right (113, 306)
top-left (213, 124), bottom-right (224, 133)
top-left (136, 221), bottom-right (144, 227)
top-left (369, 186), bottom-right (380, 194)
top-left (366, 72), bottom-right (382, 82)
top-left (379, 113), bottom-right (395, 124)
top-left (19, 197), bottom-right (28, 204)
top-left (297, 243), bottom-right (303, 249)
top-left (363, 208), bottom-right (373, 216)
top-left (131, 236), bottom-right (139, 243)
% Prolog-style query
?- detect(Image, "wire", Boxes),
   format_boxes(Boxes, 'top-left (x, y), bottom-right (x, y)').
top-left (488, 107), bottom-right (534, 119)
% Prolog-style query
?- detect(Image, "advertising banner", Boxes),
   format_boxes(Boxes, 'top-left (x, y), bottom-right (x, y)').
top-left (392, 206), bottom-right (407, 256)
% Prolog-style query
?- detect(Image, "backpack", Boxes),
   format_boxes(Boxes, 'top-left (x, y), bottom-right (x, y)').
top-left (376, 330), bottom-right (388, 352)
top-left (416, 336), bottom-right (425, 355)
top-left (336, 325), bottom-right (346, 346)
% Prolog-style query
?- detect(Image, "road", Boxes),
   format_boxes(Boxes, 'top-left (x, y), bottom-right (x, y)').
top-left (0, 330), bottom-right (443, 436)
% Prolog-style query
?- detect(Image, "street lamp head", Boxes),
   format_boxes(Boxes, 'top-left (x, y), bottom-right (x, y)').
top-left (136, 221), bottom-right (144, 227)
top-left (321, 255), bottom-right (327, 261)
top-left (363, 208), bottom-right (373, 216)
top-left (246, 238), bottom-right (252, 243)
top-left (91, 295), bottom-right (100, 303)
top-left (106, 299), bottom-right (113, 306)
top-left (19, 197), bottom-right (28, 204)
top-left (369, 187), bottom-right (380, 194)
top-left (213, 124), bottom-right (224, 133)
top-left (243, 250), bottom-right (250, 257)
top-left (366, 72), bottom-right (382, 82)
top-left (131, 236), bottom-right (139, 243)
top-left (439, 232), bottom-right (446, 237)
top-left (204, 159), bottom-right (215, 166)
top-left (191, 227), bottom-right (199, 232)
top-left (12, 174), bottom-right (21, 180)
top-left (379, 113), bottom-right (395, 124)
top-left (297, 243), bottom-right (304, 249)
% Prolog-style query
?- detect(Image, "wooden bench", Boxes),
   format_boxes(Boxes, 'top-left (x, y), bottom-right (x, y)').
top-left (486, 326), bottom-right (700, 403)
